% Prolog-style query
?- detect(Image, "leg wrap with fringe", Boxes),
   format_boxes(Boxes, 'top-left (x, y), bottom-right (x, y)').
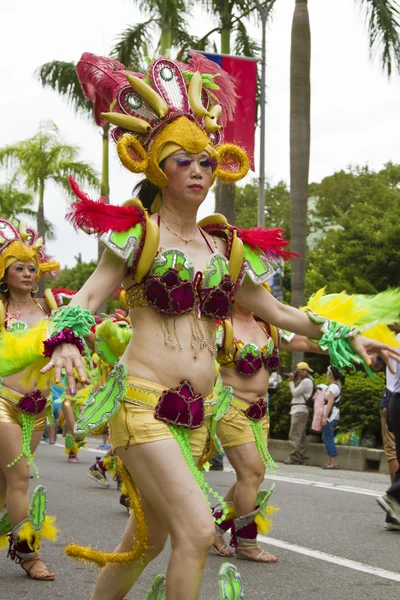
top-left (65, 458), bottom-right (148, 566)
top-left (230, 487), bottom-right (278, 549)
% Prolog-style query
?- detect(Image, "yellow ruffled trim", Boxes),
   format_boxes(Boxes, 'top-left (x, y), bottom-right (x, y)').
top-left (65, 459), bottom-right (148, 566)
top-left (255, 506), bottom-right (280, 536)
top-left (0, 533), bottom-right (9, 550)
top-left (18, 516), bottom-right (59, 553)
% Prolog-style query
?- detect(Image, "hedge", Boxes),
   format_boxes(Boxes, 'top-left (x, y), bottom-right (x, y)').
top-left (269, 370), bottom-right (386, 447)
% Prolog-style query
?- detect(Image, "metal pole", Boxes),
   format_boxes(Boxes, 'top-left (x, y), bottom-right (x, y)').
top-left (255, 1), bottom-right (277, 227)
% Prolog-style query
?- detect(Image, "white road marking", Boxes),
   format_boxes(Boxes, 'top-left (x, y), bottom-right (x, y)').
top-left (42, 441), bottom-right (108, 455)
top-left (258, 535), bottom-right (400, 583)
top-left (43, 441), bottom-right (399, 582)
top-left (224, 466), bottom-right (382, 497)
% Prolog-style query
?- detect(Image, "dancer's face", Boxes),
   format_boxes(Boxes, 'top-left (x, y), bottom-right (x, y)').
top-left (5, 260), bottom-right (38, 294)
top-left (162, 150), bottom-right (214, 209)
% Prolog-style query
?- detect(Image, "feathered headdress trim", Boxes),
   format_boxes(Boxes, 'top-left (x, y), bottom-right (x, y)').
top-left (66, 176), bottom-right (145, 235)
top-left (236, 227), bottom-right (299, 262)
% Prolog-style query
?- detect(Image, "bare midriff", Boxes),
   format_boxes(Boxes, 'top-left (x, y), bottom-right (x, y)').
top-left (219, 364), bottom-right (270, 404)
top-left (121, 305), bottom-right (216, 398)
top-left (2, 369), bottom-right (50, 398)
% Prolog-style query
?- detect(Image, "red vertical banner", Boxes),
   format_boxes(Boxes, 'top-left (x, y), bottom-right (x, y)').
top-left (221, 56), bottom-right (257, 170)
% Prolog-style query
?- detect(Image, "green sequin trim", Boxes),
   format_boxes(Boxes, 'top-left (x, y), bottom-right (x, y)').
top-left (169, 425), bottom-right (228, 524)
top-left (218, 562), bottom-right (244, 600)
top-left (250, 419), bottom-right (276, 475)
top-left (7, 413), bottom-right (39, 478)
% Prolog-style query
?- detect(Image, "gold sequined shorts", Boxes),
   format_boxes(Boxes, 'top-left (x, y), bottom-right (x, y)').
top-left (0, 386), bottom-right (49, 431)
top-left (216, 401), bottom-right (270, 449)
top-left (109, 377), bottom-right (215, 457)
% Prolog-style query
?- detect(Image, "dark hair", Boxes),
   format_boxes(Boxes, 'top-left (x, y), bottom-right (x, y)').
top-left (328, 365), bottom-right (345, 384)
top-left (133, 179), bottom-right (161, 213)
top-left (132, 158), bottom-right (166, 214)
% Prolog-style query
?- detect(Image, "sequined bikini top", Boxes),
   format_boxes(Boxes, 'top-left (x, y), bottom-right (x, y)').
top-left (125, 217), bottom-right (235, 319)
top-left (4, 300), bottom-right (49, 331)
top-left (217, 319), bottom-right (280, 375)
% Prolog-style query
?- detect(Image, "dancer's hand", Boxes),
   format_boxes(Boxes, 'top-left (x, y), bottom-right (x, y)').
top-left (350, 335), bottom-right (400, 373)
top-left (40, 344), bottom-right (89, 392)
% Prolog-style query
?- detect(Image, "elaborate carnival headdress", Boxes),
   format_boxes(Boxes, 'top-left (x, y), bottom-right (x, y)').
top-left (0, 219), bottom-right (59, 282)
top-left (76, 52), bottom-right (250, 188)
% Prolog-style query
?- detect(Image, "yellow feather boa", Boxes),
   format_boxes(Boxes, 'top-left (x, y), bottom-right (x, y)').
top-left (18, 516), bottom-right (59, 553)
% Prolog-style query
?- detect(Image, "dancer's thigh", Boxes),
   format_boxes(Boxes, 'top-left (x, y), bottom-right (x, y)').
top-left (225, 442), bottom-right (264, 480)
top-left (115, 439), bottom-right (213, 538)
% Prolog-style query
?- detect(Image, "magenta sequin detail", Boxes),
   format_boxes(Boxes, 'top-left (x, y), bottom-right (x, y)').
top-left (144, 269), bottom-right (234, 318)
top-left (17, 390), bottom-right (47, 416)
top-left (199, 275), bottom-right (235, 319)
top-left (265, 353), bottom-right (280, 370)
top-left (245, 399), bottom-right (267, 422)
top-left (235, 354), bottom-right (263, 376)
top-left (155, 381), bottom-right (204, 429)
top-left (144, 270), bottom-right (195, 315)
top-left (43, 328), bottom-right (84, 357)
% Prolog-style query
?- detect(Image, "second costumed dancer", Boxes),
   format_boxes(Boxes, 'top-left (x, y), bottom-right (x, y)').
top-left (40, 52), bottom-right (399, 600)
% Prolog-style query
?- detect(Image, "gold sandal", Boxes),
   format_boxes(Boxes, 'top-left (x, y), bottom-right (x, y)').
top-left (19, 556), bottom-right (55, 581)
top-left (237, 541), bottom-right (278, 563)
top-left (211, 535), bottom-right (235, 557)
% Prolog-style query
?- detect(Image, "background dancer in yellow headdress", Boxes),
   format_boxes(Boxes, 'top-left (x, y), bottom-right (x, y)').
top-left (0, 218), bottom-right (59, 581)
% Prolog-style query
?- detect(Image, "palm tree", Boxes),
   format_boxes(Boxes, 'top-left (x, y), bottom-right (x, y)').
top-left (290, 0), bottom-right (400, 308)
top-left (289, 0), bottom-right (400, 364)
top-left (0, 121), bottom-right (99, 240)
top-left (0, 176), bottom-right (55, 239)
top-left (111, 0), bottom-right (203, 67)
top-left (36, 61), bottom-right (110, 203)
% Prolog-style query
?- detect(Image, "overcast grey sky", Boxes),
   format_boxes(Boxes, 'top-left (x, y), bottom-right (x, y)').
top-left (1, 0), bottom-right (399, 267)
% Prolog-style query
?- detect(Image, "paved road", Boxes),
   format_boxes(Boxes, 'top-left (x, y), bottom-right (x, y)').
top-left (0, 439), bottom-right (399, 600)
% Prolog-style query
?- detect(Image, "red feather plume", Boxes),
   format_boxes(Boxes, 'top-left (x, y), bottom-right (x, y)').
top-left (67, 176), bottom-right (144, 235)
top-left (236, 227), bottom-right (299, 262)
top-left (76, 53), bottom-right (140, 126)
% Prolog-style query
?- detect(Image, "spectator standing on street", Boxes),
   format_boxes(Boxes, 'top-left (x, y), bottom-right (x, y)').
top-left (377, 326), bottom-right (400, 527)
top-left (321, 366), bottom-right (343, 470)
top-left (284, 362), bottom-right (314, 465)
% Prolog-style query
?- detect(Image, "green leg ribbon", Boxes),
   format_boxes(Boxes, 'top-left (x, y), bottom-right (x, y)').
top-left (219, 562), bottom-right (244, 600)
top-left (65, 433), bottom-right (75, 451)
top-left (145, 573), bottom-right (166, 600)
top-left (169, 426), bottom-right (228, 524)
top-left (29, 485), bottom-right (47, 532)
top-left (7, 413), bottom-right (39, 478)
top-left (250, 419), bottom-right (276, 475)
top-left (211, 382), bottom-right (234, 455)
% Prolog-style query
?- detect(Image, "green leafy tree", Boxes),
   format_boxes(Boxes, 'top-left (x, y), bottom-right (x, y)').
top-left (49, 256), bottom-right (97, 291)
top-left (0, 121), bottom-right (100, 240)
top-left (306, 162), bottom-right (400, 296)
top-left (235, 178), bottom-right (290, 231)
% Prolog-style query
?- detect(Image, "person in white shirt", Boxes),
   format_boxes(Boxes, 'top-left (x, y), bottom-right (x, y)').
top-left (321, 366), bottom-right (344, 469)
top-left (284, 362), bottom-right (314, 465)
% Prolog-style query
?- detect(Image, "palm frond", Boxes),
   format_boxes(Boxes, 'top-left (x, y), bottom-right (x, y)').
top-left (358, 0), bottom-right (400, 75)
top-left (234, 21), bottom-right (261, 57)
top-left (110, 21), bottom-right (155, 70)
top-left (35, 61), bottom-right (93, 117)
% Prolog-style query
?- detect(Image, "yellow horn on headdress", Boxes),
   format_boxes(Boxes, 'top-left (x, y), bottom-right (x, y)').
top-left (125, 74), bottom-right (168, 118)
top-left (188, 72), bottom-right (212, 118)
top-left (18, 222), bottom-right (29, 240)
top-left (204, 104), bottom-right (222, 133)
top-left (32, 237), bottom-right (43, 250)
top-left (101, 112), bottom-right (151, 134)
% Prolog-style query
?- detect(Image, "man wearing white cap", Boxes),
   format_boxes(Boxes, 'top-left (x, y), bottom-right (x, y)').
top-left (284, 362), bottom-right (315, 465)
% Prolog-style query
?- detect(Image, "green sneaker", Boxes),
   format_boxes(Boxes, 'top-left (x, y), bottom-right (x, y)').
top-left (145, 573), bottom-right (166, 600)
top-left (219, 562), bottom-right (244, 600)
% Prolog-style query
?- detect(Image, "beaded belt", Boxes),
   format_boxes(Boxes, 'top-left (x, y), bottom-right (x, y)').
top-left (124, 377), bottom-right (216, 420)
top-left (231, 396), bottom-right (268, 422)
